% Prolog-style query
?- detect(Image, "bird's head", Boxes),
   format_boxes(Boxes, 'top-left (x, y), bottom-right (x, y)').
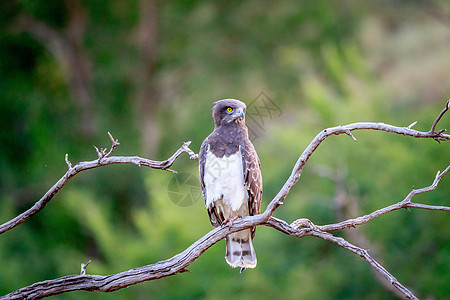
top-left (212, 99), bottom-right (247, 127)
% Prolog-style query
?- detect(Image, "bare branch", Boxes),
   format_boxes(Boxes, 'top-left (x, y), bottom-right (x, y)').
top-left (94, 132), bottom-right (120, 162)
top-left (263, 116), bottom-right (449, 221)
top-left (319, 166), bottom-right (450, 232)
top-left (407, 203), bottom-right (450, 211)
top-left (2, 104), bottom-right (448, 298)
top-left (3, 209), bottom-right (426, 299)
top-left (65, 154), bottom-right (72, 170)
top-left (265, 218), bottom-right (420, 299)
top-left (318, 165), bottom-right (416, 298)
top-left (1, 212), bottom-right (266, 299)
top-left (430, 99), bottom-right (449, 134)
top-left (105, 132), bottom-right (120, 158)
top-left (0, 135), bottom-right (197, 235)
top-left (308, 230), bottom-right (418, 300)
top-left (93, 145), bottom-right (105, 160)
top-left (290, 218), bottom-right (318, 229)
top-left (4, 164), bottom-right (447, 299)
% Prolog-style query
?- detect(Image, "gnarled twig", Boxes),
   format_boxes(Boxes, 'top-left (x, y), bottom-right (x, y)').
top-left (0, 133), bottom-right (197, 235)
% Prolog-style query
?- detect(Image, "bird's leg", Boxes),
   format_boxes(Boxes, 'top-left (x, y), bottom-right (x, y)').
top-left (222, 215), bottom-right (242, 229)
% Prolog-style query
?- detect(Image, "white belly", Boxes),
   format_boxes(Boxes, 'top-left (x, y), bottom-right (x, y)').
top-left (204, 147), bottom-right (248, 213)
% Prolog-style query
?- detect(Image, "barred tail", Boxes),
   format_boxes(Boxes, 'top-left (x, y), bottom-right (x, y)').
top-left (225, 229), bottom-right (257, 270)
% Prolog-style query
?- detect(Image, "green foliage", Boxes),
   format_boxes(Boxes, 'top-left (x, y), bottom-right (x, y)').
top-left (0, 0), bottom-right (449, 299)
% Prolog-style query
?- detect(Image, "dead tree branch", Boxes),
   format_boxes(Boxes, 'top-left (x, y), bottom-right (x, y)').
top-left (5, 166), bottom-right (447, 300)
top-left (0, 133), bottom-right (197, 235)
top-left (318, 166), bottom-right (450, 232)
top-left (312, 165), bottom-right (408, 298)
top-left (309, 230), bottom-right (419, 300)
top-left (2, 101), bottom-right (449, 299)
top-left (430, 99), bottom-right (449, 135)
top-left (262, 107), bottom-right (449, 219)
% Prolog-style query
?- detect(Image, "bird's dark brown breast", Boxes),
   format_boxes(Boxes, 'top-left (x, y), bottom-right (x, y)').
top-left (207, 125), bottom-right (247, 157)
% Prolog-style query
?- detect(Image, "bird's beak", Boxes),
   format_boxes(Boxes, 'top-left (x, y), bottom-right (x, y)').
top-left (233, 108), bottom-right (245, 120)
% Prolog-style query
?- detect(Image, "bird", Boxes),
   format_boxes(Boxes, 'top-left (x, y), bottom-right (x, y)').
top-left (199, 99), bottom-right (262, 271)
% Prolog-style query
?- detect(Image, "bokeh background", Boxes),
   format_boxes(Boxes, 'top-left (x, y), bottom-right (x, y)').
top-left (0, 0), bottom-right (449, 299)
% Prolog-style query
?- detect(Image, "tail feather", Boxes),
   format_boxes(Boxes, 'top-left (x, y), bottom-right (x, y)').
top-left (225, 230), bottom-right (257, 269)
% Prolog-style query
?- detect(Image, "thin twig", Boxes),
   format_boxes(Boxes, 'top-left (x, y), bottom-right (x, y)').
top-left (407, 121), bottom-right (417, 129)
top-left (318, 166), bottom-right (450, 232)
top-left (64, 154), bottom-right (72, 169)
top-left (105, 132), bottom-right (120, 158)
top-left (430, 99), bottom-right (449, 134)
top-left (0, 135), bottom-right (197, 235)
top-left (80, 260), bottom-right (92, 275)
top-left (345, 129), bottom-right (358, 142)
top-left (407, 203), bottom-right (450, 211)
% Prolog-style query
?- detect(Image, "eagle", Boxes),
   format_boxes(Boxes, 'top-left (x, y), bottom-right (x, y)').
top-left (199, 99), bottom-right (262, 271)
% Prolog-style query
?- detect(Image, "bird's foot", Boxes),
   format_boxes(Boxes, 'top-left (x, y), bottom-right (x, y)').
top-left (222, 215), bottom-right (241, 229)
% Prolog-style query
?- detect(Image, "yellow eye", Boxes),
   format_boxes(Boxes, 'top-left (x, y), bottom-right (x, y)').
top-left (226, 107), bottom-right (233, 113)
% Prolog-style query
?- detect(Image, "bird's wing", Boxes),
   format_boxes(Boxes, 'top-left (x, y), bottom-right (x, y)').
top-left (199, 138), bottom-right (208, 201)
top-left (241, 141), bottom-right (262, 238)
top-left (199, 138), bottom-right (224, 227)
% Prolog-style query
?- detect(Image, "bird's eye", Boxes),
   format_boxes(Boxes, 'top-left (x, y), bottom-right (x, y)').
top-left (226, 107), bottom-right (233, 113)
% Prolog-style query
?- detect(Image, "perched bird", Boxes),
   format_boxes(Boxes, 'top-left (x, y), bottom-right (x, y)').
top-left (199, 99), bottom-right (262, 271)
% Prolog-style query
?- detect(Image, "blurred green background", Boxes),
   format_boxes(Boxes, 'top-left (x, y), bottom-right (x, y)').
top-left (0, 0), bottom-right (449, 299)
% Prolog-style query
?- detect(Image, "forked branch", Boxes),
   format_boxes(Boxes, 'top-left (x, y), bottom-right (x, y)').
top-left (1, 101), bottom-right (449, 299)
top-left (318, 166), bottom-right (450, 232)
top-left (430, 99), bottom-right (449, 136)
top-left (263, 112), bottom-right (449, 218)
top-left (0, 133), bottom-right (197, 235)
top-left (4, 165), bottom-right (448, 299)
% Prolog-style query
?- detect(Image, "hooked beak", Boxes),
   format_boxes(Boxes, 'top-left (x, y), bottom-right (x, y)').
top-left (233, 108), bottom-right (245, 120)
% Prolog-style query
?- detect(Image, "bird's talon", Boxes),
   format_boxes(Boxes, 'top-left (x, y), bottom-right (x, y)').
top-left (222, 216), bottom-right (240, 229)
